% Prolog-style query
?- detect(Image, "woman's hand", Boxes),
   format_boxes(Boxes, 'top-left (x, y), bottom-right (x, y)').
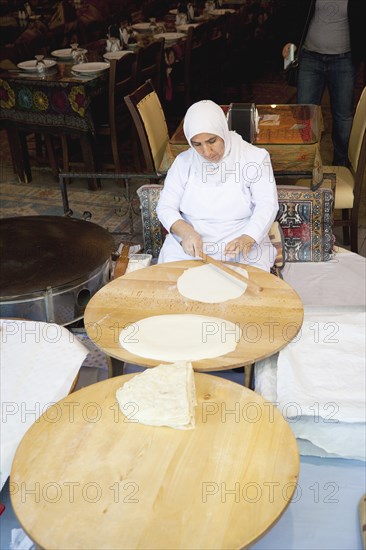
top-left (170, 220), bottom-right (203, 257)
top-left (224, 235), bottom-right (256, 259)
top-left (181, 229), bottom-right (203, 257)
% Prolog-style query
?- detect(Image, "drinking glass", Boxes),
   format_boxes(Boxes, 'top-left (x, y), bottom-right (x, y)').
top-left (149, 17), bottom-right (157, 33)
top-left (109, 37), bottom-right (121, 52)
top-left (35, 54), bottom-right (46, 77)
top-left (71, 42), bottom-right (79, 62)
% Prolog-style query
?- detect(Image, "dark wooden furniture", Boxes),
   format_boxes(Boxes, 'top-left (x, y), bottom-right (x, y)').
top-left (95, 53), bottom-right (137, 173)
top-left (134, 37), bottom-right (165, 100)
top-left (0, 62), bottom-right (108, 187)
top-left (124, 78), bottom-right (170, 173)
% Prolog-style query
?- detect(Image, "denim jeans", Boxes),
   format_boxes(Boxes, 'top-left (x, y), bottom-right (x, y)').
top-left (297, 49), bottom-right (356, 165)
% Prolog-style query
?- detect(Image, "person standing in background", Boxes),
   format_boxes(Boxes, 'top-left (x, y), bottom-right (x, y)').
top-left (282, 0), bottom-right (365, 166)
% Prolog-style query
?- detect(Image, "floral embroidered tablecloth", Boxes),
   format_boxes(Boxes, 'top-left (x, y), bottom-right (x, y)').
top-left (0, 71), bottom-right (107, 134)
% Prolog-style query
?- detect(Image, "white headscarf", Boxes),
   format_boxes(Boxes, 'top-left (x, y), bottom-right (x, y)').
top-left (183, 100), bottom-right (232, 160)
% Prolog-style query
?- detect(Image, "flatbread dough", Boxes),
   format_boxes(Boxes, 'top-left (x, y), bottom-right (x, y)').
top-left (177, 264), bottom-right (248, 303)
top-left (119, 314), bottom-right (240, 361)
top-left (116, 361), bottom-right (197, 429)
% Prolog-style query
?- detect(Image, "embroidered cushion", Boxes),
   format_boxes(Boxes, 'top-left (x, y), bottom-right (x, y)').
top-left (136, 184), bottom-right (166, 258)
top-left (276, 184), bottom-right (335, 262)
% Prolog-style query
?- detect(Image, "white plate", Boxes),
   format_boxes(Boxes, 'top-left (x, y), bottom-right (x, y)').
top-left (72, 62), bottom-right (110, 75)
top-left (103, 51), bottom-right (133, 61)
top-left (175, 23), bottom-right (200, 32)
top-left (51, 48), bottom-right (86, 60)
top-left (131, 22), bottom-right (152, 32)
top-left (17, 59), bottom-right (57, 71)
top-left (51, 48), bottom-right (73, 59)
top-left (154, 32), bottom-right (186, 43)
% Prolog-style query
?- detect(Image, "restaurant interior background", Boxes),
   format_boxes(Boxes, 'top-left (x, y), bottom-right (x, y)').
top-left (1, 2), bottom-right (366, 549)
top-left (0, 0), bottom-right (365, 256)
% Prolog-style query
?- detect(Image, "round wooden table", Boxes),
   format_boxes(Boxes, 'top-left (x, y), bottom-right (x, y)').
top-left (84, 260), bottom-right (304, 370)
top-left (11, 373), bottom-right (300, 550)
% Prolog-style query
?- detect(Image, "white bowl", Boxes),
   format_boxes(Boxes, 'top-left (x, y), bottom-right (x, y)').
top-left (51, 48), bottom-right (73, 60)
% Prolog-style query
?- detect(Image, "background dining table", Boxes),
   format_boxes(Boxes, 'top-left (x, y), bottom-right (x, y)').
top-left (162, 104), bottom-right (324, 188)
top-left (0, 51), bottom-right (109, 185)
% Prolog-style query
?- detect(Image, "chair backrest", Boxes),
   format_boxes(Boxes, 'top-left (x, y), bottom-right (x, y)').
top-left (108, 53), bottom-right (137, 132)
top-left (124, 79), bottom-right (170, 172)
top-left (134, 38), bottom-right (165, 100)
top-left (183, 23), bottom-right (210, 107)
top-left (348, 86), bottom-right (366, 172)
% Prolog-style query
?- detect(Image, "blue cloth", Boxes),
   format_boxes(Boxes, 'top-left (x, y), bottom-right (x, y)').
top-left (297, 48), bottom-right (356, 165)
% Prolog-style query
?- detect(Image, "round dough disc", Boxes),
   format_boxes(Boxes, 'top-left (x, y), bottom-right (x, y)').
top-left (177, 264), bottom-right (248, 303)
top-left (119, 314), bottom-right (240, 361)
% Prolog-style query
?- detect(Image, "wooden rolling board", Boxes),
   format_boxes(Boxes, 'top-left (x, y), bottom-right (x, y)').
top-left (11, 373), bottom-right (300, 550)
top-left (84, 260), bottom-right (304, 370)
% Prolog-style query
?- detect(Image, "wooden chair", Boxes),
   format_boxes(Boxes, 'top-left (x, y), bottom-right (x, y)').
top-left (296, 87), bottom-right (366, 252)
top-left (206, 14), bottom-right (227, 102)
top-left (124, 78), bottom-right (170, 173)
top-left (58, 82), bottom-right (168, 233)
top-left (183, 23), bottom-right (210, 108)
top-left (134, 38), bottom-right (165, 100)
top-left (95, 53), bottom-right (137, 173)
top-left (172, 23), bottom-right (210, 111)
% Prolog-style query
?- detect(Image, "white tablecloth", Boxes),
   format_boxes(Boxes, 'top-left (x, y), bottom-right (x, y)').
top-left (0, 320), bottom-right (88, 490)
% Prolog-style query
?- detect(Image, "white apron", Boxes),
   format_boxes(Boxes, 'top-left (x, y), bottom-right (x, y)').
top-left (158, 171), bottom-right (276, 272)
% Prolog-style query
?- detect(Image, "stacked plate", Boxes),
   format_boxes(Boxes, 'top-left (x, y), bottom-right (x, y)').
top-left (17, 59), bottom-right (57, 71)
top-left (154, 32), bottom-right (186, 45)
top-left (72, 62), bottom-right (110, 76)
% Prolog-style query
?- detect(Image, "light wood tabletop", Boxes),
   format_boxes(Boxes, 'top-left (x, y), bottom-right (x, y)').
top-left (83, 260), bottom-right (304, 370)
top-left (11, 373), bottom-right (300, 550)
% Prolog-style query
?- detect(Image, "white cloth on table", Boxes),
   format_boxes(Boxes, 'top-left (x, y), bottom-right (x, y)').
top-left (281, 250), bottom-right (366, 306)
top-left (0, 320), bottom-right (88, 490)
top-left (277, 308), bottom-right (365, 423)
top-left (255, 306), bottom-right (366, 461)
top-left (156, 100), bottom-right (278, 271)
